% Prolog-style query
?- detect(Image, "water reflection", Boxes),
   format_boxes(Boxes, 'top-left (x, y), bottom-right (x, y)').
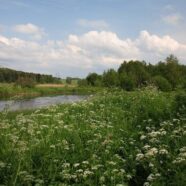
top-left (0, 95), bottom-right (87, 111)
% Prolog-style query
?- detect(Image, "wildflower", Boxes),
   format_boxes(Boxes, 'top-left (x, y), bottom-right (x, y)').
top-left (99, 176), bottom-right (105, 183)
top-left (120, 169), bottom-right (126, 174)
top-left (73, 163), bottom-right (80, 168)
top-left (136, 153), bottom-right (144, 161)
top-left (148, 131), bottom-right (161, 138)
top-left (147, 173), bottom-right (154, 182)
top-left (143, 182), bottom-right (150, 186)
top-left (107, 161), bottom-right (116, 166)
top-left (62, 163), bottom-right (70, 168)
top-left (159, 149), bottom-right (168, 155)
top-left (76, 169), bottom-right (83, 173)
top-left (145, 147), bottom-right (158, 158)
top-left (0, 161), bottom-right (6, 168)
top-left (112, 169), bottom-right (119, 173)
top-left (180, 147), bottom-right (186, 152)
top-left (83, 170), bottom-right (94, 177)
top-left (50, 144), bottom-right (56, 149)
top-left (143, 144), bottom-right (151, 150)
top-left (140, 135), bottom-right (146, 140)
top-left (149, 162), bottom-right (154, 168)
top-left (82, 161), bottom-right (89, 165)
top-left (126, 174), bottom-right (132, 179)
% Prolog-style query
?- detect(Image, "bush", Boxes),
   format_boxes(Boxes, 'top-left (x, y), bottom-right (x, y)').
top-left (174, 92), bottom-right (186, 115)
top-left (103, 69), bottom-right (119, 87)
top-left (86, 73), bottom-right (102, 86)
top-left (119, 73), bottom-right (135, 91)
top-left (152, 75), bottom-right (172, 91)
top-left (78, 79), bottom-right (88, 87)
top-left (15, 77), bottom-right (36, 88)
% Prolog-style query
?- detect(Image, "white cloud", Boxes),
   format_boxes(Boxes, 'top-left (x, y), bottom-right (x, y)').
top-left (77, 19), bottom-right (109, 30)
top-left (0, 30), bottom-right (186, 77)
top-left (162, 13), bottom-right (183, 25)
top-left (14, 23), bottom-right (46, 39)
top-left (137, 30), bottom-right (180, 52)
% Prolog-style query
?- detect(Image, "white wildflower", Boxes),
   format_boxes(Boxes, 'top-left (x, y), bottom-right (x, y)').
top-left (136, 153), bottom-right (144, 161)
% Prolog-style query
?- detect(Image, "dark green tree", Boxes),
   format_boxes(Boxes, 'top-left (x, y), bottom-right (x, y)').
top-left (86, 73), bottom-right (102, 86)
top-left (152, 75), bottom-right (172, 91)
top-left (102, 69), bottom-right (119, 87)
top-left (119, 72), bottom-right (135, 91)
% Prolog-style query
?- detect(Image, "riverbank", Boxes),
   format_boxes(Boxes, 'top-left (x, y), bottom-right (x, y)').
top-left (0, 89), bottom-right (185, 185)
top-left (0, 83), bottom-right (102, 100)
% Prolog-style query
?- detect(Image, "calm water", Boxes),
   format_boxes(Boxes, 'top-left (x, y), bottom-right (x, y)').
top-left (0, 95), bottom-right (88, 111)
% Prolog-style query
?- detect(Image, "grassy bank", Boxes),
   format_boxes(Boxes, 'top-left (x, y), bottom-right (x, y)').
top-left (0, 83), bottom-right (102, 100)
top-left (0, 89), bottom-right (185, 185)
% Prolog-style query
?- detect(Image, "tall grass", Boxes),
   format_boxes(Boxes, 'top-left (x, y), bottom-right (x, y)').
top-left (0, 89), bottom-right (185, 185)
top-left (0, 83), bottom-right (101, 100)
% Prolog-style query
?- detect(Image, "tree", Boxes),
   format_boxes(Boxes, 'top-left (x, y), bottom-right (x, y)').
top-left (15, 77), bottom-right (36, 88)
top-left (152, 75), bottom-right (172, 91)
top-left (119, 72), bottom-right (135, 91)
top-left (78, 79), bottom-right (88, 86)
top-left (102, 69), bottom-right (119, 87)
top-left (86, 73), bottom-right (102, 86)
top-left (118, 60), bottom-right (150, 87)
top-left (166, 54), bottom-right (179, 64)
top-left (66, 77), bottom-right (72, 84)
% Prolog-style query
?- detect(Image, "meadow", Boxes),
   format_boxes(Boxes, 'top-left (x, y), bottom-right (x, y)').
top-left (0, 88), bottom-right (186, 185)
top-left (0, 83), bottom-right (101, 100)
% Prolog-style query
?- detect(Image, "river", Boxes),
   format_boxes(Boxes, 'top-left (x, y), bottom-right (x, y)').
top-left (0, 95), bottom-right (87, 111)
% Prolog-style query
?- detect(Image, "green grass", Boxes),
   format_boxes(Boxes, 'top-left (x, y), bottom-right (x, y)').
top-left (0, 83), bottom-right (102, 100)
top-left (0, 89), bottom-right (185, 185)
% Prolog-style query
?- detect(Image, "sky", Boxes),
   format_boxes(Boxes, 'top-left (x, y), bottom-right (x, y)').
top-left (0, 0), bottom-right (186, 78)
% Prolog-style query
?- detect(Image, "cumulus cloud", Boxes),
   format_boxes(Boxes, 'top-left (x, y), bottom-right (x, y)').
top-left (77, 19), bottom-right (109, 30)
top-left (0, 30), bottom-right (186, 77)
top-left (162, 13), bottom-right (183, 25)
top-left (14, 23), bottom-right (46, 39)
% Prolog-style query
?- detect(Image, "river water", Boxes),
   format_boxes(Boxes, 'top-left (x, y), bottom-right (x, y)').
top-left (0, 95), bottom-right (87, 111)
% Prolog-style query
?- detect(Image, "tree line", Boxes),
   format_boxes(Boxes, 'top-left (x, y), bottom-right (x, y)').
top-left (80, 55), bottom-right (186, 91)
top-left (0, 67), bottom-right (61, 84)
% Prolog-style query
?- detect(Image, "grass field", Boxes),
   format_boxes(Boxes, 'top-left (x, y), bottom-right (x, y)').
top-left (0, 88), bottom-right (185, 185)
top-left (0, 83), bottom-right (101, 100)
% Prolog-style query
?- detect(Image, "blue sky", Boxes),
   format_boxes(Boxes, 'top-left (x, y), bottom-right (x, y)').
top-left (0, 0), bottom-right (186, 77)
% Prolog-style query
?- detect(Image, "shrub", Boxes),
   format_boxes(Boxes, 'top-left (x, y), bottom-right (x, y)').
top-left (15, 77), bottom-right (36, 88)
top-left (78, 79), bottom-right (88, 86)
top-left (174, 92), bottom-right (186, 115)
top-left (119, 73), bottom-right (135, 91)
top-left (103, 69), bottom-right (119, 87)
top-left (152, 75), bottom-right (172, 91)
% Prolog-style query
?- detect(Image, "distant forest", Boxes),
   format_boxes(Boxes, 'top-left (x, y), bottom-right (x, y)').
top-left (0, 67), bottom-right (61, 84)
top-left (82, 55), bottom-right (186, 91)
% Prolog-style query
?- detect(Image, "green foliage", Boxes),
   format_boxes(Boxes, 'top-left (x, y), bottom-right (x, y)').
top-left (103, 69), bottom-right (119, 87)
top-left (0, 90), bottom-right (185, 185)
top-left (86, 73), bottom-right (102, 86)
top-left (78, 79), bottom-right (88, 86)
top-left (85, 55), bottom-right (186, 91)
top-left (66, 77), bottom-right (72, 84)
top-left (152, 75), bottom-right (172, 91)
top-left (0, 67), bottom-right (61, 84)
top-left (166, 54), bottom-right (179, 64)
top-left (174, 91), bottom-right (186, 115)
top-left (118, 60), bottom-right (150, 87)
top-left (15, 77), bottom-right (36, 88)
top-left (119, 72), bottom-right (134, 91)
top-left (0, 84), bottom-right (102, 100)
